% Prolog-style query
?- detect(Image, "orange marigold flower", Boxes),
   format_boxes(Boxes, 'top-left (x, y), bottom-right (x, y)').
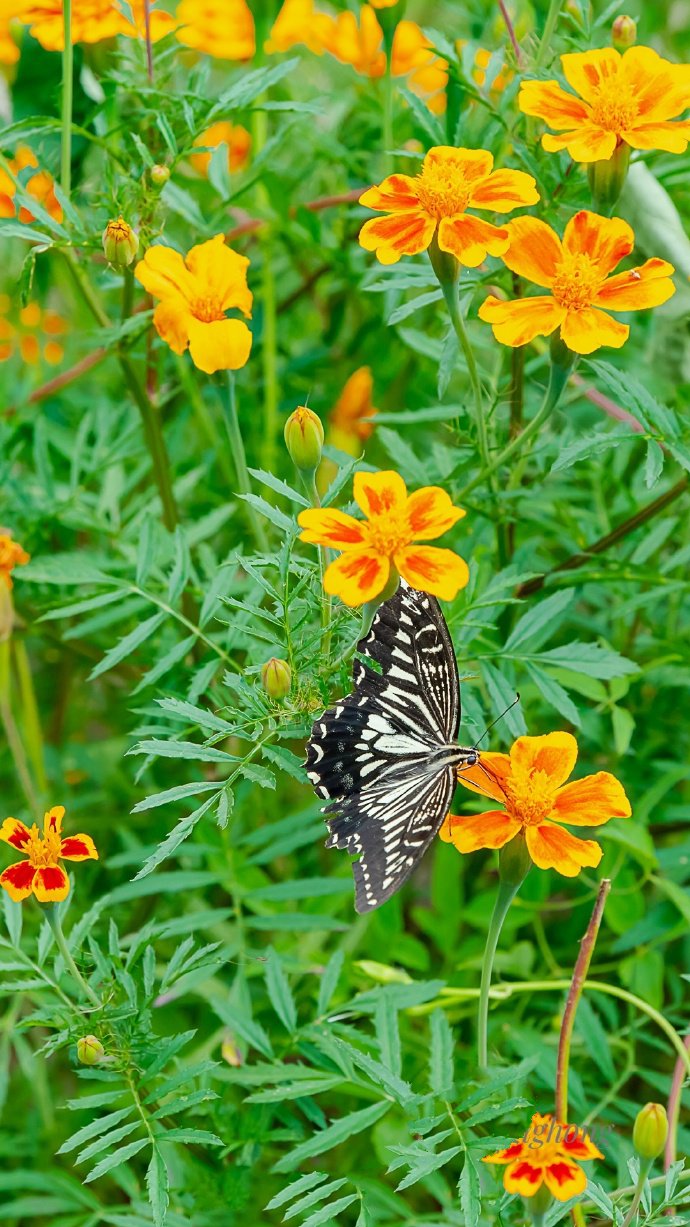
top-left (265, 0), bottom-right (332, 55)
top-left (0, 296), bottom-right (66, 366)
top-left (0, 806), bottom-right (98, 903)
top-left (479, 210), bottom-right (675, 354)
top-left (0, 7), bottom-right (21, 63)
top-left (329, 366), bottom-right (378, 454)
top-left (191, 121), bottom-right (251, 176)
top-left (298, 470), bottom-right (468, 606)
top-left (13, 0), bottom-right (173, 50)
top-left (0, 145), bottom-right (63, 224)
top-left (175, 0), bottom-right (255, 60)
top-left (391, 21), bottom-right (448, 113)
top-left (440, 731), bottom-right (631, 877)
top-left (519, 46), bottom-right (690, 162)
top-left (359, 145), bottom-right (539, 267)
top-left (484, 1113), bottom-right (604, 1201)
top-left (0, 532), bottom-right (29, 589)
top-left (135, 234), bottom-right (252, 375)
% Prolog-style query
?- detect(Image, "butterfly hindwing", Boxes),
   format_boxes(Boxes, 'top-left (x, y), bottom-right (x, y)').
top-left (306, 582), bottom-right (471, 913)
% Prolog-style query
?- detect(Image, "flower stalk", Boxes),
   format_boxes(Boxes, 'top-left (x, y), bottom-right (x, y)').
top-left (477, 834), bottom-right (531, 1069)
top-left (44, 905), bottom-right (101, 1009)
top-left (223, 373), bottom-right (270, 552)
top-left (61, 0), bottom-right (73, 195)
top-left (556, 878), bottom-right (611, 1122)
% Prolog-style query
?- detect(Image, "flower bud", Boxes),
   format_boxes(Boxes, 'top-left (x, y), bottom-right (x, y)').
top-left (633, 1103), bottom-right (668, 1160)
top-left (149, 164), bottom-right (170, 188)
top-left (261, 657), bottom-right (292, 700)
top-left (498, 831), bottom-right (531, 888)
top-left (77, 1035), bottom-right (105, 1066)
top-left (587, 141), bottom-right (631, 212)
top-left (102, 216), bottom-right (139, 267)
top-left (612, 15), bottom-right (636, 49)
top-left (284, 407), bottom-right (324, 473)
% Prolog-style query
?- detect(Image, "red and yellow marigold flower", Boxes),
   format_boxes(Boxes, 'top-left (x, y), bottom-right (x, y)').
top-left (484, 1113), bottom-right (604, 1201)
top-left (440, 731), bottom-right (631, 877)
top-left (13, 0), bottom-right (174, 50)
top-left (190, 121), bottom-right (251, 177)
top-left (359, 146), bottom-right (539, 267)
top-left (0, 532), bottom-right (29, 589)
top-left (175, 0), bottom-right (255, 60)
top-left (0, 806), bottom-right (97, 903)
top-left (0, 145), bottom-right (63, 224)
top-left (479, 210), bottom-right (675, 355)
top-left (135, 234), bottom-right (252, 375)
top-left (519, 46), bottom-right (690, 162)
top-left (298, 470), bottom-right (468, 606)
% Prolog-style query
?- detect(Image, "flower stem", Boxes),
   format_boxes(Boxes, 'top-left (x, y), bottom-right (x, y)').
top-left (556, 878), bottom-right (611, 1122)
top-left (664, 1032), bottom-right (690, 1172)
top-left (251, 108), bottom-right (279, 475)
top-left (61, 0), bottom-right (73, 195)
top-left (45, 906), bottom-right (101, 1010)
top-left (12, 637), bottom-right (47, 799)
top-left (0, 639), bottom-right (39, 812)
top-left (535, 0), bottom-right (564, 69)
top-left (434, 268), bottom-right (492, 479)
top-left (222, 373), bottom-right (269, 552)
top-left (621, 1158), bottom-right (653, 1227)
top-left (478, 874), bottom-right (522, 1069)
top-left (382, 56), bottom-right (394, 173)
top-left (306, 474), bottom-right (331, 654)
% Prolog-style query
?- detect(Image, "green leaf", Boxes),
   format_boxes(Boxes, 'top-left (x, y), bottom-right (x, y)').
top-left (57, 1107), bottom-right (135, 1155)
top-left (272, 1102), bottom-right (390, 1172)
top-left (77, 1121), bottom-right (141, 1165)
top-left (128, 739), bottom-right (240, 763)
top-left (528, 642), bottom-right (638, 680)
top-left (481, 662), bottom-right (526, 738)
top-left (525, 664), bottom-right (581, 727)
top-left (505, 589), bottom-right (575, 651)
top-left (88, 612), bottom-right (165, 680)
top-left (239, 492), bottom-right (295, 533)
top-left (131, 780), bottom-right (220, 812)
top-left (209, 58), bottom-right (300, 114)
top-left (265, 947), bottom-right (297, 1033)
top-left (146, 1147), bottom-right (169, 1227)
top-left (317, 949), bottom-right (344, 1017)
top-left (458, 1155), bottom-right (481, 1227)
top-left (159, 1128), bottom-right (224, 1146)
top-left (84, 1137), bottom-right (149, 1183)
top-left (281, 1178), bottom-right (349, 1222)
top-left (299, 1194), bottom-right (359, 1227)
top-left (429, 1009), bottom-right (454, 1096)
top-left (265, 1172), bottom-right (328, 1212)
top-left (394, 1145), bottom-right (462, 1190)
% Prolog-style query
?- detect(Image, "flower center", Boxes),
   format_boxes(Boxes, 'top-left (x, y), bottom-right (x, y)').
top-left (415, 162), bottom-right (471, 219)
top-left (590, 80), bottom-right (638, 133)
top-left (366, 511), bottom-right (410, 558)
top-left (25, 823), bottom-right (61, 867)
top-left (551, 254), bottom-right (602, 311)
top-left (191, 295), bottom-right (226, 323)
top-left (503, 767), bottom-right (556, 826)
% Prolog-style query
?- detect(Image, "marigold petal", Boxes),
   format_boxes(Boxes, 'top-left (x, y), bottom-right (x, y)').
top-left (33, 864), bottom-right (70, 903)
top-left (510, 732), bottom-right (577, 787)
top-left (43, 805), bottom-right (65, 839)
top-left (297, 508), bottom-right (368, 548)
top-left (468, 168), bottom-right (540, 213)
top-left (424, 145), bottom-right (494, 182)
top-left (437, 215), bottom-right (509, 267)
top-left (595, 258), bottom-right (676, 312)
top-left (621, 47), bottom-right (690, 122)
top-left (358, 210), bottom-right (436, 264)
top-left (60, 835), bottom-right (99, 862)
top-left (0, 818), bottom-right (31, 851)
top-left (560, 48), bottom-right (622, 103)
top-left (504, 1158), bottom-right (545, 1197)
top-left (558, 1127), bottom-right (605, 1161)
top-left (359, 174), bottom-right (421, 212)
top-left (353, 470), bottom-right (407, 518)
top-left (552, 771), bottom-right (631, 827)
top-left (455, 752), bottom-right (512, 803)
top-left (478, 295), bottom-right (565, 348)
top-left (0, 859), bottom-right (36, 902)
top-left (395, 545), bottom-right (469, 600)
top-left (323, 548), bottom-right (389, 606)
top-left (621, 121), bottom-right (690, 153)
top-left (152, 301), bottom-right (192, 356)
top-left (439, 810), bottom-right (521, 853)
top-left (526, 822), bottom-right (602, 877)
top-left (405, 487), bottom-right (465, 540)
top-left (562, 211), bottom-right (634, 275)
top-left (518, 79), bottom-right (591, 127)
top-left (560, 307), bottom-right (629, 355)
top-left (499, 216), bottom-right (563, 286)
top-left (185, 234), bottom-right (252, 317)
top-left (187, 318), bottom-right (252, 374)
top-left (541, 126), bottom-right (619, 162)
top-left (135, 245), bottom-right (196, 302)
top-left (543, 1158), bottom-right (588, 1201)
top-left (482, 1140), bottom-right (528, 1165)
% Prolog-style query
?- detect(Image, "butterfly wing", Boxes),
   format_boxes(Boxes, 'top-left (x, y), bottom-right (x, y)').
top-left (306, 583), bottom-right (466, 912)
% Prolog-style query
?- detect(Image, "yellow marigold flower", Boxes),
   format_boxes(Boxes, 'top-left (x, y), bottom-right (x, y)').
top-left (359, 145), bottom-right (539, 267)
top-left (13, 0), bottom-right (173, 50)
top-left (369, 0), bottom-right (400, 7)
top-left (175, 0), bottom-right (255, 61)
top-left (479, 210), bottom-right (676, 354)
top-left (135, 234), bottom-right (253, 375)
top-left (191, 121), bottom-right (251, 176)
top-left (0, 806), bottom-right (98, 903)
top-left (265, 0), bottom-right (332, 55)
top-left (329, 366), bottom-right (378, 456)
top-left (440, 731), bottom-right (631, 877)
top-left (0, 145), bottom-right (63, 224)
top-left (0, 8), bottom-right (20, 63)
top-left (519, 46), bottom-right (690, 162)
top-left (484, 1113), bottom-right (604, 1201)
top-left (0, 531), bottom-right (29, 589)
top-left (391, 21), bottom-right (448, 113)
top-left (0, 296), bottom-right (66, 366)
top-left (298, 470), bottom-right (468, 606)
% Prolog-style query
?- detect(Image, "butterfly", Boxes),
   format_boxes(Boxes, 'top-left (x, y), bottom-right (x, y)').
top-left (305, 581), bottom-right (480, 913)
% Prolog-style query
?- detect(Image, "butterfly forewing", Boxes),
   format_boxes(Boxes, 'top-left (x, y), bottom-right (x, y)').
top-left (306, 582), bottom-right (476, 912)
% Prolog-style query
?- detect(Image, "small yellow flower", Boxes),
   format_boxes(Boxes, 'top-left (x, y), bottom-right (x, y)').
top-left (0, 532), bottom-right (29, 589)
top-left (191, 121), bottom-right (251, 177)
top-left (0, 145), bottom-right (63, 224)
top-left (175, 0), bottom-right (255, 60)
top-left (135, 234), bottom-right (253, 375)
top-left (0, 296), bottom-right (66, 367)
top-left (14, 0), bottom-right (174, 50)
top-left (329, 367), bottom-right (378, 455)
top-left (0, 806), bottom-right (98, 903)
top-left (298, 470), bottom-right (468, 606)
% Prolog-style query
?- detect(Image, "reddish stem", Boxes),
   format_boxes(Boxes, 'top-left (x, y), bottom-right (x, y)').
top-left (225, 187), bottom-right (363, 241)
top-left (555, 879), bottom-right (611, 1123)
top-left (664, 1032), bottom-right (690, 1173)
top-left (498, 0), bottom-right (524, 68)
top-left (143, 0), bottom-right (153, 82)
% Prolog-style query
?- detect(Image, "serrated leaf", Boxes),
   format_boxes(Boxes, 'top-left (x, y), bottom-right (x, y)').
top-left (505, 589), bottom-right (575, 652)
top-left (272, 1102), bottom-right (390, 1172)
top-left (57, 1107), bottom-right (135, 1155)
top-left (88, 612), bottom-right (165, 680)
top-left (84, 1137), bottom-right (149, 1183)
top-left (265, 948), bottom-right (297, 1033)
top-left (459, 1155), bottom-right (481, 1227)
top-left (429, 1009), bottom-right (454, 1096)
top-left (317, 949), bottom-right (344, 1017)
top-left (146, 1147), bottom-right (169, 1227)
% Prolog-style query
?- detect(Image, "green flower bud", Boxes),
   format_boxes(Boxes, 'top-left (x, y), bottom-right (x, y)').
top-left (587, 142), bottom-right (631, 212)
top-left (261, 657), bottom-right (292, 700)
top-left (102, 216), bottom-right (139, 267)
top-left (77, 1035), bottom-right (105, 1066)
top-left (612, 15), bottom-right (636, 49)
top-left (149, 164), bottom-right (171, 188)
top-left (633, 1103), bottom-right (668, 1160)
top-left (284, 407), bottom-right (324, 473)
top-left (498, 831), bottom-right (531, 888)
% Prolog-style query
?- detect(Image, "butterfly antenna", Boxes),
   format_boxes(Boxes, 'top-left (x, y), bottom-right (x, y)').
top-left (473, 693), bottom-right (520, 751)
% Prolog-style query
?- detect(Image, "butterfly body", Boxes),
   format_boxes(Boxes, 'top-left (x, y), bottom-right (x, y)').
top-left (306, 582), bottom-right (478, 912)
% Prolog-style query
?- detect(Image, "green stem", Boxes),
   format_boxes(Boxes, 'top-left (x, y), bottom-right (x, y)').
top-left (175, 356), bottom-right (235, 488)
top-left (438, 276), bottom-right (493, 483)
top-left (223, 373), bottom-right (269, 552)
top-left (458, 353), bottom-right (571, 501)
top-left (61, 0), bottom-right (73, 195)
top-left (621, 1158), bottom-right (653, 1227)
top-left (382, 55), bottom-right (394, 173)
top-left (477, 873), bottom-right (523, 1069)
top-left (306, 474), bottom-right (331, 655)
top-left (12, 637), bottom-right (48, 799)
top-left (45, 906), bottom-right (101, 1010)
top-left (0, 639), bottom-right (38, 812)
top-left (251, 109), bottom-right (279, 474)
top-left (534, 0), bottom-right (563, 69)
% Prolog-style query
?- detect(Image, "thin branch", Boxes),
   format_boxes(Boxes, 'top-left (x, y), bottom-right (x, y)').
top-left (498, 0), bottom-right (524, 68)
top-left (556, 879), bottom-right (611, 1123)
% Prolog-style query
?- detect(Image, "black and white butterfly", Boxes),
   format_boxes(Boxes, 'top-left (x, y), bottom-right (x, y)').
top-left (305, 581), bottom-right (480, 913)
